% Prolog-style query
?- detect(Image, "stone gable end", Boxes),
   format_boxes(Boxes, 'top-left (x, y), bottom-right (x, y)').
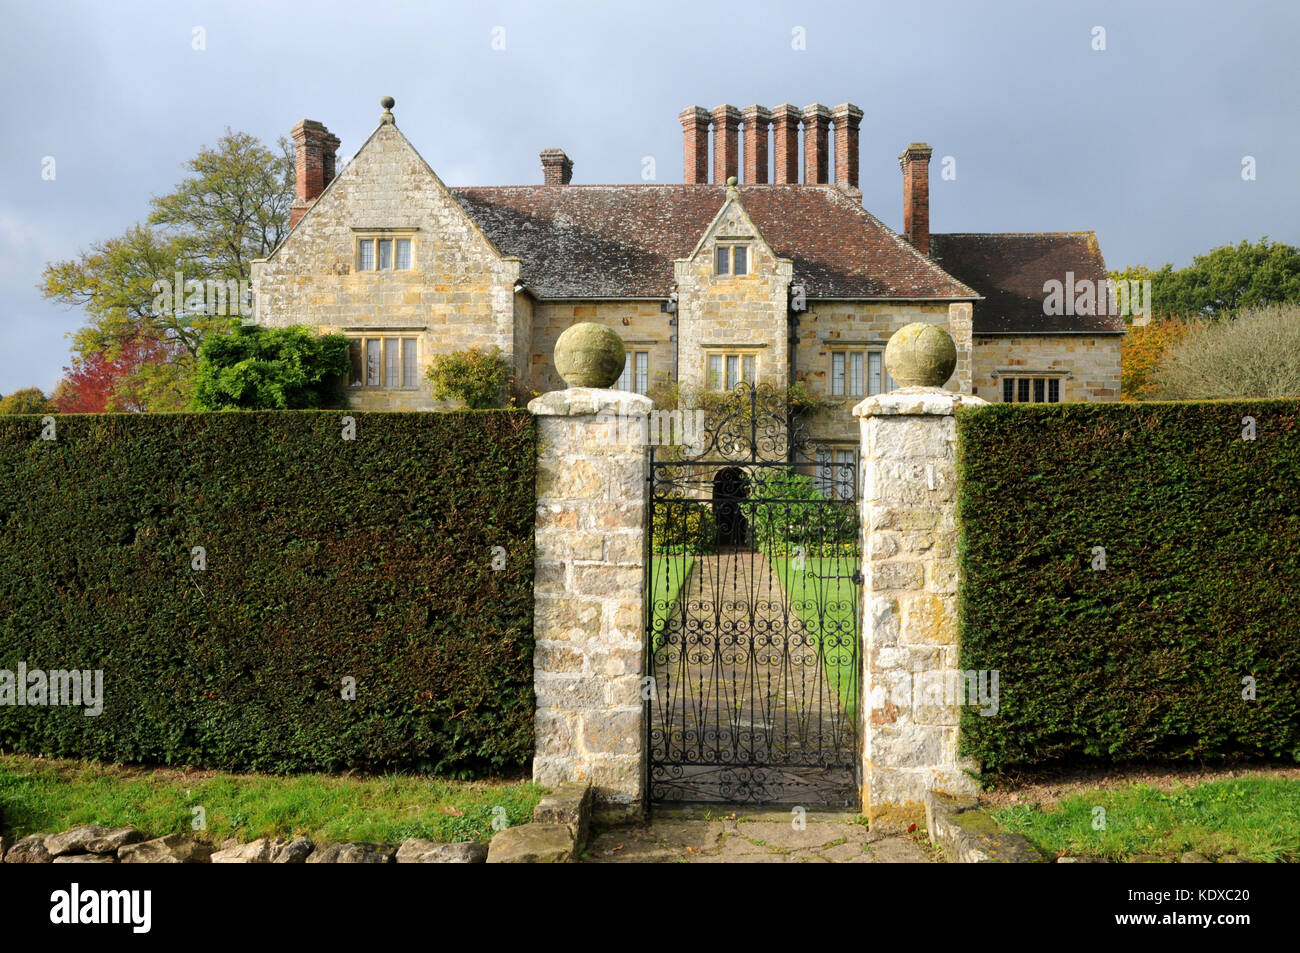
top-left (674, 193), bottom-right (794, 394)
top-left (252, 121), bottom-right (521, 410)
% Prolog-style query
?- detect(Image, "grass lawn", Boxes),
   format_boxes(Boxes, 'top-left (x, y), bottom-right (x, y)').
top-left (649, 555), bottom-right (695, 654)
top-left (0, 753), bottom-right (544, 845)
top-left (993, 777), bottom-right (1300, 861)
top-left (770, 556), bottom-right (859, 714)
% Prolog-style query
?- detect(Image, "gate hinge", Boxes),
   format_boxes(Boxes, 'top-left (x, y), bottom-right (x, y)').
top-left (852, 570), bottom-right (864, 585)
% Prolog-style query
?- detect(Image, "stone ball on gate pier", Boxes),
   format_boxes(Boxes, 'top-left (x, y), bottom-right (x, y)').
top-left (554, 322), bottom-right (627, 388)
top-left (884, 322), bottom-right (957, 387)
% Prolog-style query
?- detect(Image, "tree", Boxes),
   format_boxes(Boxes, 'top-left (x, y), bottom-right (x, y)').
top-left (1153, 305), bottom-right (1300, 399)
top-left (1120, 318), bottom-right (1189, 400)
top-left (1116, 239), bottom-right (1300, 321)
top-left (426, 347), bottom-right (513, 409)
top-left (40, 129), bottom-right (294, 410)
top-left (148, 128), bottom-right (295, 280)
top-left (0, 388), bottom-right (57, 415)
top-left (53, 334), bottom-right (186, 413)
top-left (191, 323), bottom-right (349, 410)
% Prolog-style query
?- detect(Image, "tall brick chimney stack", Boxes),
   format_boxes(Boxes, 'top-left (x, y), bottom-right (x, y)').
top-left (290, 119), bottom-right (340, 228)
top-left (741, 105), bottom-right (771, 184)
top-left (802, 104), bottom-right (830, 184)
top-left (540, 149), bottom-right (574, 185)
top-left (711, 105), bottom-right (741, 185)
top-left (680, 106), bottom-right (710, 184)
top-left (832, 103), bottom-right (863, 190)
top-left (770, 104), bottom-right (801, 184)
top-left (900, 142), bottom-right (934, 255)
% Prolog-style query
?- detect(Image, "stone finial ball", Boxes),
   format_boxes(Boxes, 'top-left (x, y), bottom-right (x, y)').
top-left (884, 323), bottom-right (957, 387)
top-left (554, 322), bottom-right (626, 388)
top-left (381, 96), bottom-right (395, 109)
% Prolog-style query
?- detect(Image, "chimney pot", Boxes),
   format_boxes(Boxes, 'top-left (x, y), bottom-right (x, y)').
top-left (832, 103), bottom-right (863, 190)
top-left (900, 142), bottom-right (934, 255)
top-left (801, 104), bottom-right (831, 184)
top-left (770, 104), bottom-right (801, 184)
top-left (540, 148), bottom-right (574, 185)
top-left (290, 119), bottom-right (340, 228)
top-left (680, 106), bottom-right (711, 184)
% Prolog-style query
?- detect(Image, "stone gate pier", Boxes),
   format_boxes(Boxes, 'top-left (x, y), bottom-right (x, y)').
top-left (529, 380), bottom-right (651, 821)
top-left (855, 323), bottom-right (987, 829)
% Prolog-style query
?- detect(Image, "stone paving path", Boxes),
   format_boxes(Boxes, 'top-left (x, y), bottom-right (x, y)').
top-left (583, 807), bottom-right (938, 864)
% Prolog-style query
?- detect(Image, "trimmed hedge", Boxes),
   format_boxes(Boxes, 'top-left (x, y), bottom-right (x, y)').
top-left (0, 410), bottom-right (535, 776)
top-left (651, 494), bottom-right (716, 555)
top-left (747, 469), bottom-right (857, 557)
top-left (956, 400), bottom-right (1300, 773)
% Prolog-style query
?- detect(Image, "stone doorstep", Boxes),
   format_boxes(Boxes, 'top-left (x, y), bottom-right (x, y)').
top-left (485, 781), bottom-right (594, 863)
top-left (924, 790), bottom-right (1045, 863)
top-left (531, 780), bottom-right (593, 848)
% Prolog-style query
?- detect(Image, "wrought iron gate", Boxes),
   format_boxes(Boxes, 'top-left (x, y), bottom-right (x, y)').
top-left (646, 384), bottom-right (862, 806)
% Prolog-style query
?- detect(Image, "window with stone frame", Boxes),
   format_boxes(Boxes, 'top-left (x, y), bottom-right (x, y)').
top-left (815, 446), bottom-right (857, 500)
top-left (706, 351), bottom-right (758, 390)
top-left (1001, 375), bottom-right (1062, 403)
top-left (354, 231), bottom-right (415, 272)
top-left (829, 348), bottom-right (894, 398)
top-left (713, 243), bottom-right (750, 276)
top-left (616, 351), bottom-right (651, 395)
top-left (348, 336), bottom-right (419, 389)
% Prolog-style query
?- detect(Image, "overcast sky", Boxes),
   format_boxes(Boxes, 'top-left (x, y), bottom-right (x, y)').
top-left (1, 0), bottom-right (1296, 395)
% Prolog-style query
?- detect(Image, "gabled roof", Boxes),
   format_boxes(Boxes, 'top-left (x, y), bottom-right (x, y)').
top-left (452, 184), bottom-right (979, 300)
top-left (930, 232), bottom-right (1126, 334)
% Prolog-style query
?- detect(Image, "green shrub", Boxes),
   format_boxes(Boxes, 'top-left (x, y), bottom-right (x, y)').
top-left (956, 400), bottom-right (1300, 773)
top-left (0, 410), bottom-right (536, 776)
top-left (651, 494), bottom-right (716, 554)
top-left (747, 468), bottom-right (856, 556)
top-left (191, 323), bottom-right (349, 410)
top-left (426, 347), bottom-right (512, 409)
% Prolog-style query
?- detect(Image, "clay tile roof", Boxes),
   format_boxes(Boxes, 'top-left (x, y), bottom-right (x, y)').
top-left (452, 184), bottom-right (978, 301)
top-left (929, 232), bottom-right (1126, 334)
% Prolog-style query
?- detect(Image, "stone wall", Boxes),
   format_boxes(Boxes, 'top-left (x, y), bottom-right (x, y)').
top-left (855, 386), bottom-right (986, 828)
top-left (971, 333), bottom-right (1123, 403)
top-left (529, 301), bottom-right (673, 397)
top-left (251, 121), bottom-right (519, 412)
top-left (796, 301), bottom-right (968, 444)
top-left (529, 387), bottom-right (650, 817)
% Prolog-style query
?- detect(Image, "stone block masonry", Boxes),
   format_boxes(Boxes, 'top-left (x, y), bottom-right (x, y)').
top-left (855, 386), bottom-right (988, 828)
top-left (529, 387), bottom-right (651, 818)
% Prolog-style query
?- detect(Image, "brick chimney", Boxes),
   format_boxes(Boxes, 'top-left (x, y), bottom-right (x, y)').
top-left (900, 142), bottom-right (934, 255)
top-left (680, 106), bottom-right (710, 184)
top-left (290, 119), bottom-right (340, 228)
top-left (540, 149), bottom-right (574, 185)
top-left (771, 104), bottom-right (801, 184)
top-left (711, 105), bottom-right (741, 185)
top-left (802, 104), bottom-right (830, 184)
top-left (832, 103), bottom-right (863, 190)
top-left (741, 105), bottom-right (771, 184)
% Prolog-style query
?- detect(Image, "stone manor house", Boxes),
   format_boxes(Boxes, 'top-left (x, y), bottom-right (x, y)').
top-left (251, 98), bottom-right (1124, 452)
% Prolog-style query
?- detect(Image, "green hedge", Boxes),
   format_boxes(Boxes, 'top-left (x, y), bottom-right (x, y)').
top-left (746, 469), bottom-right (857, 556)
top-left (651, 494), bottom-right (716, 555)
top-left (0, 410), bottom-right (536, 776)
top-left (956, 400), bottom-right (1300, 773)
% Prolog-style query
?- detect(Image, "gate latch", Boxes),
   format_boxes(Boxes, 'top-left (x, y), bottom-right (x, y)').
top-left (852, 570), bottom-right (864, 585)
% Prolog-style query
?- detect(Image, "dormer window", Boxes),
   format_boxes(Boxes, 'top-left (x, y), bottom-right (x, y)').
top-left (714, 243), bottom-right (749, 276)
top-left (354, 230), bottom-right (415, 271)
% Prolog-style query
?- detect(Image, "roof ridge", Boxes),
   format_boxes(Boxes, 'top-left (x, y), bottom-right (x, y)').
top-left (933, 231), bottom-right (1097, 238)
